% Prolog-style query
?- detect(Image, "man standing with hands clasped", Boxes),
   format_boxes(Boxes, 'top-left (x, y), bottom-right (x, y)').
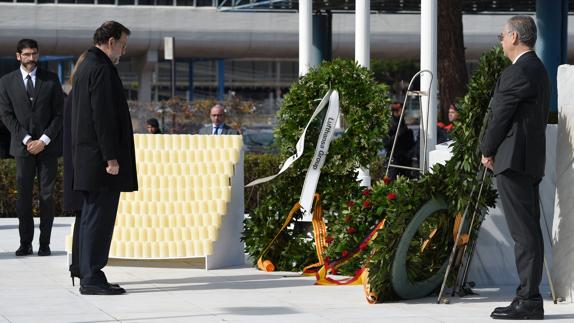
top-left (0, 39), bottom-right (63, 257)
top-left (71, 21), bottom-right (137, 295)
top-left (480, 16), bottom-right (550, 320)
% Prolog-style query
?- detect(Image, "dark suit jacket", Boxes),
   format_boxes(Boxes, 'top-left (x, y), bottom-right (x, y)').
top-left (0, 68), bottom-right (63, 157)
top-left (71, 47), bottom-right (138, 192)
top-left (198, 123), bottom-right (239, 135)
top-left (480, 51), bottom-right (550, 178)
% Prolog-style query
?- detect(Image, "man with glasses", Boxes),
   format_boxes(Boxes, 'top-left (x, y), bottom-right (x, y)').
top-left (0, 39), bottom-right (64, 257)
top-left (481, 16), bottom-right (550, 320)
top-left (198, 103), bottom-right (239, 135)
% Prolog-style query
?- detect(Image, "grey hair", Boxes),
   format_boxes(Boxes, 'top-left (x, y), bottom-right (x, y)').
top-left (507, 15), bottom-right (537, 48)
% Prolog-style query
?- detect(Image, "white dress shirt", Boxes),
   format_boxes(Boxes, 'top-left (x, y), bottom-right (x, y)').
top-left (19, 66), bottom-right (51, 146)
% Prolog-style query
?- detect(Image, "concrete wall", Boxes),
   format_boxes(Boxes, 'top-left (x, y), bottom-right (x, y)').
top-left (552, 65), bottom-right (574, 302)
top-left (4, 5), bottom-right (573, 60)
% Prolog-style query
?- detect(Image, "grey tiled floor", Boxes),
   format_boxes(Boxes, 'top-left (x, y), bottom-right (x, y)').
top-left (1, 217), bottom-right (573, 323)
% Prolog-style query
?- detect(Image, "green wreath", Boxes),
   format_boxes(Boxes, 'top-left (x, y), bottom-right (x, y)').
top-left (242, 59), bottom-right (392, 271)
top-left (364, 46), bottom-right (509, 301)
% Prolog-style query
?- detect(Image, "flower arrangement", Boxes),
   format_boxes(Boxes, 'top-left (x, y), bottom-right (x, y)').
top-left (242, 59), bottom-right (392, 271)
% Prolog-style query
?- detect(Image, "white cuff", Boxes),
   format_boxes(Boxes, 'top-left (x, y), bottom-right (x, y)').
top-left (39, 134), bottom-right (51, 146)
top-left (22, 135), bottom-right (31, 145)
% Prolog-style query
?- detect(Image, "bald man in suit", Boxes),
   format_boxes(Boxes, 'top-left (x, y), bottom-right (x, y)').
top-left (198, 104), bottom-right (239, 135)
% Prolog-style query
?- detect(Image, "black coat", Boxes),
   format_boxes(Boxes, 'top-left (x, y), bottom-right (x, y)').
top-left (0, 68), bottom-right (63, 157)
top-left (480, 51), bottom-right (550, 178)
top-left (71, 47), bottom-right (138, 192)
top-left (63, 93), bottom-right (83, 211)
top-left (385, 115), bottom-right (414, 160)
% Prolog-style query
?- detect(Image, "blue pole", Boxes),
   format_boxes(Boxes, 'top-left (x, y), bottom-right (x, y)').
top-left (217, 59), bottom-right (225, 101)
top-left (311, 13), bottom-right (332, 67)
top-left (188, 60), bottom-right (194, 102)
top-left (57, 62), bottom-right (63, 84)
top-left (536, 0), bottom-right (568, 112)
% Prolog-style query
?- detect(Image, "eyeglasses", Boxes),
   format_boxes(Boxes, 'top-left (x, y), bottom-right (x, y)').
top-left (20, 51), bottom-right (39, 58)
top-left (497, 31), bottom-right (513, 42)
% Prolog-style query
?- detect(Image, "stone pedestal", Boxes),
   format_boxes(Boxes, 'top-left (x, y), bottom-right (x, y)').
top-left (552, 65), bottom-right (574, 302)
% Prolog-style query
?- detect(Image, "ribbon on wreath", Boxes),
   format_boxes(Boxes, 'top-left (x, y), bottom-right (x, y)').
top-left (249, 89), bottom-right (340, 272)
top-left (314, 218), bottom-right (386, 287)
top-left (257, 194), bottom-right (327, 273)
top-left (245, 89), bottom-right (336, 188)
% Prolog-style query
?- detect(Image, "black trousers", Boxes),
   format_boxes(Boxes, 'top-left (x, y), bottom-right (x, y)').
top-left (69, 210), bottom-right (82, 276)
top-left (496, 169), bottom-right (544, 300)
top-left (79, 190), bottom-right (120, 286)
top-left (15, 154), bottom-right (58, 246)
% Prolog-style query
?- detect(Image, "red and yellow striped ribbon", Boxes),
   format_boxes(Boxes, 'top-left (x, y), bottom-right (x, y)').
top-left (314, 219), bottom-right (386, 287)
top-left (257, 194), bottom-right (327, 273)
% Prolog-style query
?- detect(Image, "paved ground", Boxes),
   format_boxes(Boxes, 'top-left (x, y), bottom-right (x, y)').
top-left (1, 217), bottom-right (573, 323)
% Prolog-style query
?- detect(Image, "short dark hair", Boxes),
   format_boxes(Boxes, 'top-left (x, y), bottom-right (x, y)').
top-left (507, 15), bottom-right (537, 48)
top-left (146, 118), bottom-right (160, 128)
top-left (93, 21), bottom-right (131, 46)
top-left (16, 39), bottom-right (38, 54)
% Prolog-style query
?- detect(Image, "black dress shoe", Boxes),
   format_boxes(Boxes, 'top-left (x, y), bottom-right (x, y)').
top-left (493, 297), bottom-right (520, 314)
top-left (107, 282), bottom-right (122, 289)
top-left (491, 298), bottom-right (544, 320)
top-left (80, 284), bottom-right (126, 295)
top-left (37, 245), bottom-right (51, 256)
top-left (69, 268), bottom-right (121, 288)
top-left (15, 244), bottom-right (33, 256)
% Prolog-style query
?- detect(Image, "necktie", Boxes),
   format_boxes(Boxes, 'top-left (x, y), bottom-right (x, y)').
top-left (26, 75), bottom-right (34, 101)
top-left (213, 126), bottom-right (219, 135)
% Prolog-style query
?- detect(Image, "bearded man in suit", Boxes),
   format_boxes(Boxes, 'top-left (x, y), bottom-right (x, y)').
top-left (480, 16), bottom-right (550, 320)
top-left (0, 39), bottom-right (63, 257)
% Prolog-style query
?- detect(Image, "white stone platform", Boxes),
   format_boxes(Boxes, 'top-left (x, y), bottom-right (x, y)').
top-left (1, 217), bottom-right (573, 323)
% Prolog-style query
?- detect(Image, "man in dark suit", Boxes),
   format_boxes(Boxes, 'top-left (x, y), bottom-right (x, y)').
top-left (71, 21), bottom-right (137, 295)
top-left (480, 16), bottom-right (550, 320)
top-left (0, 39), bottom-right (63, 257)
top-left (198, 104), bottom-right (240, 135)
top-left (385, 102), bottom-right (415, 179)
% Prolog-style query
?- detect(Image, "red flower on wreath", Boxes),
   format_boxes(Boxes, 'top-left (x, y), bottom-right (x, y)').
top-left (347, 227), bottom-right (357, 234)
top-left (383, 176), bottom-right (392, 185)
top-left (361, 189), bottom-right (371, 196)
top-left (325, 235), bottom-right (334, 244)
top-left (341, 250), bottom-right (349, 257)
top-left (387, 192), bottom-right (397, 200)
top-left (363, 200), bottom-right (371, 208)
top-left (346, 200), bottom-right (356, 207)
